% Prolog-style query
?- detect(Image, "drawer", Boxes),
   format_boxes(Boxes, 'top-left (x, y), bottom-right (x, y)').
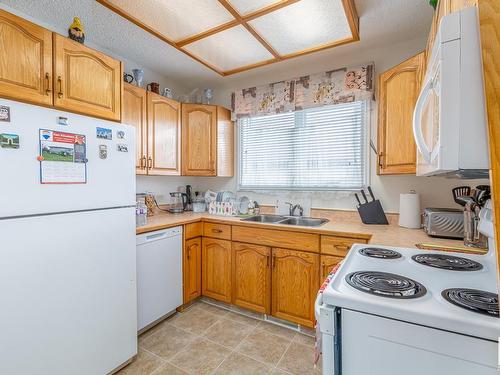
top-left (203, 222), bottom-right (231, 240)
top-left (321, 236), bottom-right (367, 256)
top-left (185, 222), bottom-right (202, 239)
top-left (232, 226), bottom-right (319, 253)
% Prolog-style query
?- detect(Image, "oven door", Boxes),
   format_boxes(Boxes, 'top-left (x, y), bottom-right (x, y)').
top-left (341, 309), bottom-right (498, 375)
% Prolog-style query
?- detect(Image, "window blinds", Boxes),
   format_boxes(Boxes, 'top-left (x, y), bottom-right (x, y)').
top-left (239, 100), bottom-right (367, 190)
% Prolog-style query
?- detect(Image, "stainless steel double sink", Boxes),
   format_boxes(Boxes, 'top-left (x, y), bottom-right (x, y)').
top-left (241, 214), bottom-right (329, 227)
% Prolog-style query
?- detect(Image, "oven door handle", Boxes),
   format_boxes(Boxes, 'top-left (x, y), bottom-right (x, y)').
top-left (413, 78), bottom-right (433, 163)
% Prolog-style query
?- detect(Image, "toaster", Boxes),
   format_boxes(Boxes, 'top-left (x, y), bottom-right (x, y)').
top-left (422, 208), bottom-right (464, 239)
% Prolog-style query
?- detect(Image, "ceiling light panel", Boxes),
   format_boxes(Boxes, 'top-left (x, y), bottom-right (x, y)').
top-left (227, 0), bottom-right (283, 15)
top-left (105, 0), bottom-right (234, 41)
top-left (248, 0), bottom-right (352, 56)
top-left (183, 25), bottom-right (274, 72)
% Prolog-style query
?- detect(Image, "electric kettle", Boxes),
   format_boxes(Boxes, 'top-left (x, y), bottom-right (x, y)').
top-left (168, 192), bottom-right (188, 213)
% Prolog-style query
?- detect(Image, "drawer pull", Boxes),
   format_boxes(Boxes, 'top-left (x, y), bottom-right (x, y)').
top-left (211, 228), bottom-right (223, 233)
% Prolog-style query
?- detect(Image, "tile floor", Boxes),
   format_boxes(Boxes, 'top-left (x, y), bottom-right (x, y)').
top-left (117, 300), bottom-right (321, 375)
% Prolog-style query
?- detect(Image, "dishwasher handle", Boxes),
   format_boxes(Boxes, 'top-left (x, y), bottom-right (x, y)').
top-left (137, 226), bottom-right (182, 245)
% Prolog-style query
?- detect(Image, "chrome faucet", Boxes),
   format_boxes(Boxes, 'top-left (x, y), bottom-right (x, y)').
top-left (285, 202), bottom-right (303, 217)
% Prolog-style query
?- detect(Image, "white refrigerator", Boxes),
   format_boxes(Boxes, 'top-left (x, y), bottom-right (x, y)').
top-left (0, 99), bottom-right (137, 375)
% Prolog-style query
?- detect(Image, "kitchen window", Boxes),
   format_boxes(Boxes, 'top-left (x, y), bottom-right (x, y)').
top-left (238, 100), bottom-right (368, 191)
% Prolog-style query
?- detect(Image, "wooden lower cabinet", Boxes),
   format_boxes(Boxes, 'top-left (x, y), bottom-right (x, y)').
top-left (232, 242), bottom-right (271, 314)
top-left (271, 248), bottom-right (319, 328)
top-left (320, 255), bottom-right (344, 281)
top-left (184, 237), bottom-right (202, 304)
top-left (202, 237), bottom-right (232, 303)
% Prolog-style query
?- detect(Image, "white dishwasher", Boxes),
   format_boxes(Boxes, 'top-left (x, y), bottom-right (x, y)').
top-left (136, 226), bottom-right (183, 332)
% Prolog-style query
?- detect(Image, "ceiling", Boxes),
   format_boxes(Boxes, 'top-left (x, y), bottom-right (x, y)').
top-left (0, 0), bottom-right (433, 87)
top-left (97, 0), bottom-right (359, 76)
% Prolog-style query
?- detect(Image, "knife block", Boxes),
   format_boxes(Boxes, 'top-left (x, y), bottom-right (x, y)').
top-left (357, 199), bottom-right (389, 225)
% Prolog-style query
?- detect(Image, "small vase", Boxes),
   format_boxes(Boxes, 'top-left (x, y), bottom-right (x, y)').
top-left (132, 69), bottom-right (144, 87)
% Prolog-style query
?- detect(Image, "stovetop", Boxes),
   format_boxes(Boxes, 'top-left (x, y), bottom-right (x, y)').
top-left (323, 243), bottom-right (500, 341)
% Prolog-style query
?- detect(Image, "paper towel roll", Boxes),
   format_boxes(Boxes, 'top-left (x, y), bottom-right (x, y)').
top-left (399, 191), bottom-right (421, 229)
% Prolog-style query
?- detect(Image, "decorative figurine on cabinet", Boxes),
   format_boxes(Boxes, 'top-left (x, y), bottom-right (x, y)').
top-left (68, 17), bottom-right (85, 44)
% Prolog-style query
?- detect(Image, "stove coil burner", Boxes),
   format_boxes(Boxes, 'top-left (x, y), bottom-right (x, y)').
top-left (346, 271), bottom-right (427, 299)
top-left (442, 288), bottom-right (499, 317)
top-left (412, 254), bottom-right (483, 271)
top-left (359, 247), bottom-right (402, 259)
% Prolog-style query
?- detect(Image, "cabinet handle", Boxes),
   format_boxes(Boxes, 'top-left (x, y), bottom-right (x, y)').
top-left (272, 255), bottom-right (276, 268)
top-left (335, 245), bottom-right (349, 250)
top-left (140, 156), bottom-right (147, 169)
top-left (57, 76), bottom-right (63, 98)
top-left (45, 73), bottom-right (51, 95)
top-left (378, 152), bottom-right (384, 168)
top-left (147, 156), bottom-right (153, 169)
top-left (266, 255), bottom-right (270, 268)
top-left (211, 228), bottom-right (223, 233)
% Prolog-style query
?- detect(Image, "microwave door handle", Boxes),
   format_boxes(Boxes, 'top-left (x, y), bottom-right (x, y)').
top-left (413, 79), bottom-right (433, 163)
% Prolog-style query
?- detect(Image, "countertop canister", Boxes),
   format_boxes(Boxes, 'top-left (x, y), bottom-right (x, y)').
top-left (399, 190), bottom-right (421, 229)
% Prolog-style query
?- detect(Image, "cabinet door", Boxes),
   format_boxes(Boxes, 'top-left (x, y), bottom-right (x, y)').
top-left (181, 104), bottom-right (217, 176)
top-left (217, 106), bottom-right (234, 177)
top-left (232, 242), bottom-right (271, 314)
top-left (184, 237), bottom-right (202, 304)
top-left (202, 238), bottom-right (232, 303)
top-left (123, 83), bottom-right (147, 174)
top-left (320, 255), bottom-right (343, 282)
top-left (0, 9), bottom-right (53, 106)
top-left (271, 248), bottom-right (319, 328)
top-left (53, 34), bottom-right (122, 121)
top-left (377, 52), bottom-right (424, 175)
top-left (147, 92), bottom-right (181, 175)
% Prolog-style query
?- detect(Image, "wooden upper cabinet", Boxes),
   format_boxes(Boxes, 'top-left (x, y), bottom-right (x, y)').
top-left (232, 242), bottom-right (271, 314)
top-left (147, 92), bottom-right (181, 175)
top-left (0, 9), bottom-right (53, 106)
top-left (202, 238), bottom-right (232, 303)
top-left (123, 83), bottom-right (147, 174)
top-left (182, 103), bottom-right (217, 176)
top-left (184, 237), bottom-right (202, 304)
top-left (271, 248), bottom-right (319, 328)
top-left (377, 52), bottom-right (424, 175)
top-left (217, 107), bottom-right (234, 177)
top-left (53, 34), bottom-right (122, 121)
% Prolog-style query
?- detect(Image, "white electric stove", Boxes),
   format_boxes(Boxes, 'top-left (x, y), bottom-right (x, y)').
top-left (316, 201), bottom-right (500, 375)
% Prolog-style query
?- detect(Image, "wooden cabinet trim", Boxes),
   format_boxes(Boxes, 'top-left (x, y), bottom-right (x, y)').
top-left (231, 242), bottom-right (271, 314)
top-left (123, 83), bottom-right (147, 174)
top-left (183, 237), bottom-right (202, 303)
top-left (377, 51), bottom-right (424, 175)
top-left (203, 222), bottom-right (231, 240)
top-left (0, 9), bottom-right (53, 106)
top-left (232, 225), bottom-right (320, 252)
top-left (181, 103), bottom-right (217, 176)
top-left (202, 237), bottom-right (232, 303)
top-left (185, 222), bottom-right (203, 239)
top-left (271, 247), bottom-right (319, 327)
top-left (147, 92), bottom-right (181, 175)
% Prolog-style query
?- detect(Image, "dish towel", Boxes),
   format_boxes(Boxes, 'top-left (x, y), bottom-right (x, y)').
top-left (314, 261), bottom-right (343, 367)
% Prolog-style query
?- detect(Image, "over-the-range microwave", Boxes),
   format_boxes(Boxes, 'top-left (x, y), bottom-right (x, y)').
top-left (412, 6), bottom-right (489, 178)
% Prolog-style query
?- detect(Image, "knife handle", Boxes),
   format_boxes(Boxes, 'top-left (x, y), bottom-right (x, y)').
top-left (361, 190), bottom-right (368, 203)
top-left (355, 193), bottom-right (361, 206)
top-left (367, 186), bottom-right (376, 201)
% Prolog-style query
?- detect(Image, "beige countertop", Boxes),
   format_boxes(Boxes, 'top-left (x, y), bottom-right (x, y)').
top-left (136, 211), bottom-right (468, 250)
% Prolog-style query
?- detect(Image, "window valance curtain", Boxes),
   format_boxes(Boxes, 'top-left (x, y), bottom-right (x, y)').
top-left (231, 63), bottom-right (374, 119)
